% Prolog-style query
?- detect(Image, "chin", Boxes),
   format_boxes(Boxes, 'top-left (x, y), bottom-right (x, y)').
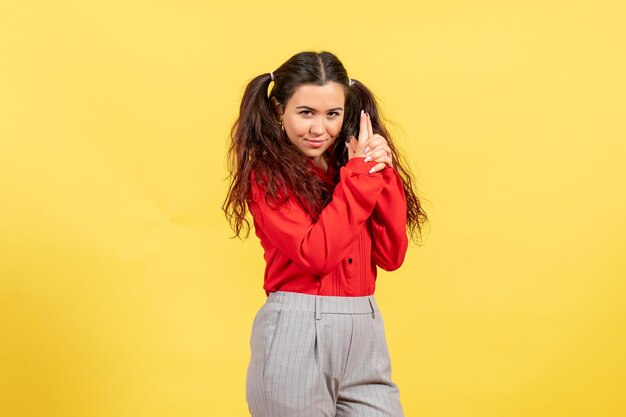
top-left (303, 151), bottom-right (322, 159)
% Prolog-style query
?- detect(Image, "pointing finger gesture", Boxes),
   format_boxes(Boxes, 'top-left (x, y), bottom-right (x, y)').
top-left (347, 110), bottom-right (372, 160)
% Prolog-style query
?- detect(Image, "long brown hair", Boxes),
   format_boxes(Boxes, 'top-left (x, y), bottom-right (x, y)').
top-left (223, 51), bottom-right (428, 244)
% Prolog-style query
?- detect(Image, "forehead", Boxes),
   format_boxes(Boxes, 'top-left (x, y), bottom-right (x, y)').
top-left (286, 82), bottom-right (345, 109)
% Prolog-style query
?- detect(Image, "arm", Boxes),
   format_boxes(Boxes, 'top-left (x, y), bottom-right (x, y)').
top-left (370, 166), bottom-right (409, 271)
top-left (249, 157), bottom-right (384, 275)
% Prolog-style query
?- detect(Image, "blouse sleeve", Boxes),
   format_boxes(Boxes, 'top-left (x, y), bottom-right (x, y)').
top-left (370, 166), bottom-right (409, 271)
top-left (249, 157), bottom-right (386, 275)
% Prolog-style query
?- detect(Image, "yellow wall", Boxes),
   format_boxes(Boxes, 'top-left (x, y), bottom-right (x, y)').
top-left (1, 1), bottom-right (625, 416)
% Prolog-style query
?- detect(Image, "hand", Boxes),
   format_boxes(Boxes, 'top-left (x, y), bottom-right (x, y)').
top-left (346, 110), bottom-right (370, 160)
top-left (347, 111), bottom-right (393, 173)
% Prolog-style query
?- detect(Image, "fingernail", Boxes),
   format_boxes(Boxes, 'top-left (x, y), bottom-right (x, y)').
top-left (361, 110), bottom-right (364, 117)
top-left (364, 146), bottom-right (370, 153)
top-left (364, 156), bottom-right (371, 163)
top-left (369, 167), bottom-right (376, 174)
top-left (345, 142), bottom-right (349, 147)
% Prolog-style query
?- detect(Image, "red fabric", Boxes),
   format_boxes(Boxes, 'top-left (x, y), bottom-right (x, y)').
top-left (248, 157), bottom-right (408, 297)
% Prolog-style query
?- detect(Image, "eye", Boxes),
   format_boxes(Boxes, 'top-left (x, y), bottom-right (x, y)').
top-left (328, 112), bottom-right (341, 117)
top-left (299, 110), bottom-right (312, 115)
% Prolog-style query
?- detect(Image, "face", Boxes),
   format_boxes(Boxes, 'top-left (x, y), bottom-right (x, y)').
top-left (274, 82), bottom-right (345, 166)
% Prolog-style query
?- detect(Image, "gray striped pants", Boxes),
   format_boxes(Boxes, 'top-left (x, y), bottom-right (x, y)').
top-left (246, 291), bottom-right (405, 417)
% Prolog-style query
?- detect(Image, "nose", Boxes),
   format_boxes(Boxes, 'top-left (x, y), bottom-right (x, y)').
top-left (310, 118), bottom-right (325, 136)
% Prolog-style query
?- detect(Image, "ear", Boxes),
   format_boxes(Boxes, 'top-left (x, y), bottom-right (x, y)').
top-left (270, 97), bottom-right (284, 120)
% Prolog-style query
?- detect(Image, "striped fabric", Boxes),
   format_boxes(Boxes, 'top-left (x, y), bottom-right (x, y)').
top-left (246, 291), bottom-right (404, 416)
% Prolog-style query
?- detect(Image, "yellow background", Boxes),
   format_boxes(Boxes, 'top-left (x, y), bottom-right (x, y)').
top-left (1, 1), bottom-right (625, 416)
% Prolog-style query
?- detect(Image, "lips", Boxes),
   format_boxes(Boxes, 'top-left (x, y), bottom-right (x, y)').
top-left (306, 139), bottom-right (326, 148)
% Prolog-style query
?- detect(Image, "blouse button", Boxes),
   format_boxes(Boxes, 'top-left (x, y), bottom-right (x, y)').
top-left (348, 258), bottom-right (353, 264)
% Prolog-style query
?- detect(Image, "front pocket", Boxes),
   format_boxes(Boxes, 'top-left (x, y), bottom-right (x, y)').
top-left (262, 305), bottom-right (284, 375)
top-left (373, 313), bottom-right (393, 378)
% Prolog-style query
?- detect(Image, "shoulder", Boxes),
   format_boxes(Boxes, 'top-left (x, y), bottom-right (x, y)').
top-left (248, 169), bottom-right (293, 206)
top-left (247, 170), bottom-right (268, 203)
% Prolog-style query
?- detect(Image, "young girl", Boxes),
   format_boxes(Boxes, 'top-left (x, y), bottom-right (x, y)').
top-left (224, 51), bottom-right (427, 417)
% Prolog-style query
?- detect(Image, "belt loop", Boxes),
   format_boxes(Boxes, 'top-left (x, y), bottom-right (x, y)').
top-left (368, 298), bottom-right (376, 319)
top-left (315, 297), bottom-right (322, 320)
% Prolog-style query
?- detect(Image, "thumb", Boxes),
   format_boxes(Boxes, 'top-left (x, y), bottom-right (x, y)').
top-left (348, 135), bottom-right (358, 153)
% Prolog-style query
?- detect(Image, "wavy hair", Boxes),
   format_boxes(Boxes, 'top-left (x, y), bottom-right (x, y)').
top-left (223, 50), bottom-right (428, 244)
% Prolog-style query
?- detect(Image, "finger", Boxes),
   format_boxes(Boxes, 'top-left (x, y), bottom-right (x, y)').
top-left (366, 143), bottom-right (391, 157)
top-left (366, 112), bottom-right (374, 138)
top-left (368, 162), bottom-right (386, 174)
top-left (373, 155), bottom-right (393, 168)
top-left (365, 149), bottom-right (393, 162)
top-left (363, 137), bottom-right (380, 154)
top-left (369, 133), bottom-right (388, 147)
top-left (363, 134), bottom-right (387, 153)
top-left (363, 148), bottom-right (387, 163)
top-left (358, 110), bottom-right (368, 144)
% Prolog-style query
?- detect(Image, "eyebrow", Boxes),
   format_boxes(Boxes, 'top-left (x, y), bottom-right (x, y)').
top-left (296, 106), bottom-right (344, 111)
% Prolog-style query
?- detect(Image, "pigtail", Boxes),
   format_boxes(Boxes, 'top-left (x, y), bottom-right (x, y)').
top-left (223, 73), bottom-right (280, 238)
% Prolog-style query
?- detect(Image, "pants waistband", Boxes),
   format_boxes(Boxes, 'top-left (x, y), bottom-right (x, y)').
top-left (266, 291), bottom-right (378, 319)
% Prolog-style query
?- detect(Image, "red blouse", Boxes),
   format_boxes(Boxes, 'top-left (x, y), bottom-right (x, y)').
top-left (248, 157), bottom-right (408, 297)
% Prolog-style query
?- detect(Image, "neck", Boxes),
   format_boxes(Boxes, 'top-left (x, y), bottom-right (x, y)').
top-left (313, 153), bottom-right (329, 173)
